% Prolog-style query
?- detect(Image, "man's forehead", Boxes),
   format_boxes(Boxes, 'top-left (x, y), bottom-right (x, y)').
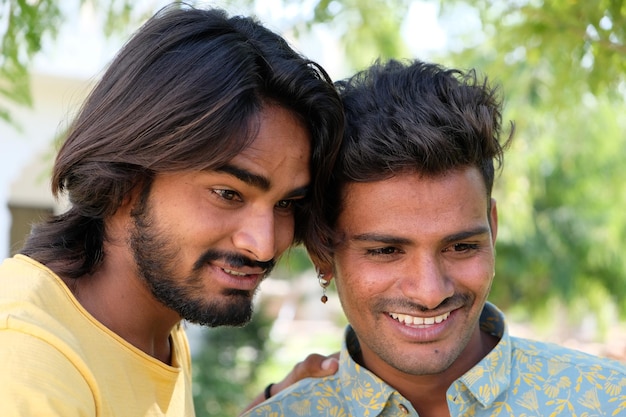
top-left (337, 170), bottom-right (491, 234)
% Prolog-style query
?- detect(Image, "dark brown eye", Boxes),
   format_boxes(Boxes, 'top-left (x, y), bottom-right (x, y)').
top-left (367, 247), bottom-right (399, 256)
top-left (276, 200), bottom-right (294, 210)
top-left (213, 189), bottom-right (239, 201)
top-left (453, 243), bottom-right (479, 252)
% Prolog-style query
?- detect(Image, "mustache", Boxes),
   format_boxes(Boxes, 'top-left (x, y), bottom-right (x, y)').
top-left (193, 249), bottom-right (275, 275)
top-left (373, 294), bottom-right (470, 313)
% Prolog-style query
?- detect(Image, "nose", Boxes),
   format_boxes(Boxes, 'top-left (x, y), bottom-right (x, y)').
top-left (231, 207), bottom-right (276, 262)
top-left (399, 253), bottom-right (454, 310)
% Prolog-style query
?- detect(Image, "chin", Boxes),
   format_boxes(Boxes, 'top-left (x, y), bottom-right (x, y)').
top-left (178, 295), bottom-right (254, 327)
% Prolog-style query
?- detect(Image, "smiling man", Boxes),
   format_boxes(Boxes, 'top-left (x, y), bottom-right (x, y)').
top-left (244, 59), bottom-right (626, 416)
top-left (0, 5), bottom-right (342, 417)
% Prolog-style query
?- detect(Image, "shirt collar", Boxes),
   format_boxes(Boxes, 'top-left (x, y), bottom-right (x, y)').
top-left (339, 326), bottom-right (414, 415)
top-left (454, 302), bottom-right (512, 407)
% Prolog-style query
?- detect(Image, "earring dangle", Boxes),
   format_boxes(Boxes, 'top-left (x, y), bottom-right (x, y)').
top-left (317, 270), bottom-right (330, 304)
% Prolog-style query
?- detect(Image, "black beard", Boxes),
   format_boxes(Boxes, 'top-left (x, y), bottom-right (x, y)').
top-left (129, 199), bottom-right (274, 327)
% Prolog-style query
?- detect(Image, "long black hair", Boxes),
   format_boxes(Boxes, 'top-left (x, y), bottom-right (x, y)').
top-left (21, 5), bottom-right (344, 279)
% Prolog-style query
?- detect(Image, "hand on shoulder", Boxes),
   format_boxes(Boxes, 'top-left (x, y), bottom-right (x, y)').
top-left (240, 352), bottom-right (339, 415)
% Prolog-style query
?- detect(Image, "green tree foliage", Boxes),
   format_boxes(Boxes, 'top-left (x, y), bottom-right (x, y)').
top-left (447, 0), bottom-right (626, 98)
top-left (0, 0), bottom-right (60, 123)
top-left (192, 311), bottom-right (274, 417)
top-left (0, 0), bottom-right (159, 126)
top-left (304, 0), bottom-right (412, 69)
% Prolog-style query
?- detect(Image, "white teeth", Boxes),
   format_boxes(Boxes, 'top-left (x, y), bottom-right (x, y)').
top-left (222, 268), bottom-right (247, 276)
top-left (389, 311), bottom-right (450, 326)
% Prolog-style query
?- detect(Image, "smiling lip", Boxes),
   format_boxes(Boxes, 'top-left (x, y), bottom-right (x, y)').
top-left (389, 311), bottom-right (451, 328)
top-left (213, 265), bottom-right (266, 291)
top-left (222, 268), bottom-right (252, 277)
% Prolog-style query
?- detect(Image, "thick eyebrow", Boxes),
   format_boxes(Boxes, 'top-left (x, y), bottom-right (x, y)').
top-left (351, 226), bottom-right (491, 245)
top-left (217, 164), bottom-right (270, 190)
top-left (440, 226), bottom-right (492, 244)
top-left (216, 164), bottom-right (310, 199)
top-left (352, 233), bottom-right (412, 245)
top-left (284, 185), bottom-right (310, 199)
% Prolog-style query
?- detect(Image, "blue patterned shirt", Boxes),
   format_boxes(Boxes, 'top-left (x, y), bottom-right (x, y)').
top-left (244, 303), bottom-right (626, 416)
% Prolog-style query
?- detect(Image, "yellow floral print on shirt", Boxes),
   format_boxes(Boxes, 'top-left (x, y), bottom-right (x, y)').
top-left (244, 303), bottom-right (626, 417)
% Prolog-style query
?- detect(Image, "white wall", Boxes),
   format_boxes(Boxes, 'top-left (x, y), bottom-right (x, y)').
top-left (0, 73), bottom-right (91, 258)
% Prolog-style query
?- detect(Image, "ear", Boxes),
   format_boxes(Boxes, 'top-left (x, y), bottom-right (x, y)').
top-left (113, 183), bottom-right (142, 218)
top-left (489, 198), bottom-right (498, 243)
top-left (315, 263), bottom-right (335, 284)
top-left (108, 183), bottom-right (146, 238)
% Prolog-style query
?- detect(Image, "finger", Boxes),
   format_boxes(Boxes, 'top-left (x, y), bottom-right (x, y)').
top-left (295, 353), bottom-right (339, 378)
top-left (273, 352), bottom-right (340, 395)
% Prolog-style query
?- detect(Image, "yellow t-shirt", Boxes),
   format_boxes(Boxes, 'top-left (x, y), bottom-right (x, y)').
top-left (0, 255), bottom-right (195, 416)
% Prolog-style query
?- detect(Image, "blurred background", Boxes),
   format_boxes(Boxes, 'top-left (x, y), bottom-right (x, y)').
top-left (1, 0), bottom-right (625, 415)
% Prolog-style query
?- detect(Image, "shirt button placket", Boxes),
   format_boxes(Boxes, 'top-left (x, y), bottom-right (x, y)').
top-left (398, 403), bottom-right (409, 414)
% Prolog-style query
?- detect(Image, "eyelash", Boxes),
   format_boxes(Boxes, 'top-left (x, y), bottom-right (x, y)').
top-left (212, 189), bottom-right (298, 211)
top-left (212, 189), bottom-right (240, 202)
top-left (366, 247), bottom-right (401, 256)
top-left (443, 243), bottom-right (481, 253)
top-left (366, 243), bottom-right (480, 257)
top-left (276, 199), bottom-right (295, 210)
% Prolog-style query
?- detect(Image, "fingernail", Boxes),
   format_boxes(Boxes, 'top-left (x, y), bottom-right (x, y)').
top-left (321, 357), bottom-right (338, 370)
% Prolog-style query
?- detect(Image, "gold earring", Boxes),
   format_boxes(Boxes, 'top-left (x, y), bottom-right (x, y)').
top-left (318, 270), bottom-right (330, 304)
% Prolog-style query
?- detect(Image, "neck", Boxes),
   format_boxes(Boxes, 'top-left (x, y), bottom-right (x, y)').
top-left (61, 262), bottom-right (180, 364)
top-left (376, 329), bottom-right (499, 417)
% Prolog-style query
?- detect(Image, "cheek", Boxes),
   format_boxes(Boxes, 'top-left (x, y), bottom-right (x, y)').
top-left (455, 257), bottom-right (495, 294)
top-left (172, 208), bottom-right (232, 252)
top-left (156, 199), bottom-right (209, 236)
top-left (274, 216), bottom-right (295, 252)
top-left (334, 256), bottom-right (390, 301)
